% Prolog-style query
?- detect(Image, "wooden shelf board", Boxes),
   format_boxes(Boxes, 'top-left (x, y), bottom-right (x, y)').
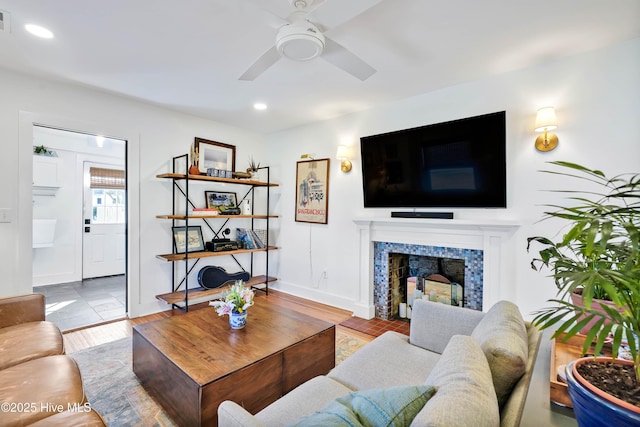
top-left (156, 246), bottom-right (278, 262)
top-left (156, 214), bottom-right (278, 219)
top-left (157, 173), bottom-right (279, 187)
top-left (155, 275), bottom-right (277, 305)
top-left (550, 332), bottom-right (612, 408)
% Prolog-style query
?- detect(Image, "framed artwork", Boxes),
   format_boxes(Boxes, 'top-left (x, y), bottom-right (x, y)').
top-left (205, 191), bottom-right (237, 209)
top-left (172, 226), bottom-right (205, 253)
top-left (295, 158), bottom-right (330, 224)
top-left (195, 137), bottom-right (236, 174)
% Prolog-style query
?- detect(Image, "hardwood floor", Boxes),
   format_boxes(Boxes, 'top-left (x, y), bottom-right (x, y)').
top-left (63, 289), bottom-right (370, 353)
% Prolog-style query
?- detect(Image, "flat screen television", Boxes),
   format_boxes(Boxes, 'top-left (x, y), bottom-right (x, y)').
top-left (360, 111), bottom-right (506, 208)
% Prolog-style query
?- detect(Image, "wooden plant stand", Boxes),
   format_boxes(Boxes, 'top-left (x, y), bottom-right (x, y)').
top-left (550, 332), bottom-right (612, 408)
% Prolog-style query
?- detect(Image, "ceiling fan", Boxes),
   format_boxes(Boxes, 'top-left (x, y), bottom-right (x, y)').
top-left (238, 0), bottom-right (381, 81)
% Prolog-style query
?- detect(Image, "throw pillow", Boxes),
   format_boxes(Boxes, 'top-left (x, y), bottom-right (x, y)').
top-left (470, 300), bottom-right (529, 407)
top-left (286, 385), bottom-right (437, 427)
top-left (418, 335), bottom-right (500, 427)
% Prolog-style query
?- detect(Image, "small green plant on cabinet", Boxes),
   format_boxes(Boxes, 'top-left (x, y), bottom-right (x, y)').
top-left (33, 145), bottom-right (52, 155)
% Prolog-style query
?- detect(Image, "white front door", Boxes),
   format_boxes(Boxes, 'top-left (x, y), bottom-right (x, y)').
top-left (82, 162), bottom-right (126, 279)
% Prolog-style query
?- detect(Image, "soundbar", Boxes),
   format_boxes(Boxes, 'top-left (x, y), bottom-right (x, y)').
top-left (391, 211), bottom-right (454, 219)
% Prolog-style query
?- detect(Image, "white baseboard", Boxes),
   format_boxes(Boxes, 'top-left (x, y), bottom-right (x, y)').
top-left (270, 280), bottom-right (375, 319)
top-left (33, 273), bottom-right (81, 287)
top-left (128, 282), bottom-right (377, 321)
top-left (128, 300), bottom-right (171, 319)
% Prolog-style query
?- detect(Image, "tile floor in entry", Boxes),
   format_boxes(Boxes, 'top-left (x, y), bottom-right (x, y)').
top-left (33, 275), bottom-right (126, 331)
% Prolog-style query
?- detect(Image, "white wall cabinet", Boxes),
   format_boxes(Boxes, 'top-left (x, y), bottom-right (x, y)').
top-left (33, 155), bottom-right (61, 196)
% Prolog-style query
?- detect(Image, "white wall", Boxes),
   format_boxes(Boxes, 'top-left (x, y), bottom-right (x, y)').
top-left (1, 38), bottom-right (638, 321)
top-left (265, 38), bottom-right (640, 320)
top-left (0, 68), bottom-right (268, 317)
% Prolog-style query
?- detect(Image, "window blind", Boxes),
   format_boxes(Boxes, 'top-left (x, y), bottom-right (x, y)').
top-left (89, 167), bottom-right (125, 189)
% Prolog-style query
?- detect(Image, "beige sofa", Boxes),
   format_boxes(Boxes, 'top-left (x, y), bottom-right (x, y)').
top-left (0, 293), bottom-right (106, 426)
top-left (218, 299), bottom-right (541, 427)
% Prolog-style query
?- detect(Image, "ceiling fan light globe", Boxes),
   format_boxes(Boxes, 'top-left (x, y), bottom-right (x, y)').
top-left (276, 23), bottom-right (325, 61)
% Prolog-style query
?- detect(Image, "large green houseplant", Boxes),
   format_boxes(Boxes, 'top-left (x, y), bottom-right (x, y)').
top-left (527, 161), bottom-right (640, 413)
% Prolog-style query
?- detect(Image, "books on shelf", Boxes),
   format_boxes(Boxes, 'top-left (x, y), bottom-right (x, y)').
top-left (236, 228), bottom-right (266, 249)
top-left (254, 229), bottom-right (268, 246)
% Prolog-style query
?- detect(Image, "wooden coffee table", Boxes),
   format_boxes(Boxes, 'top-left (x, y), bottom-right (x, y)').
top-left (132, 297), bottom-right (335, 427)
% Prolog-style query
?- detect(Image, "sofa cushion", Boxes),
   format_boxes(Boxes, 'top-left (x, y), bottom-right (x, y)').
top-left (255, 376), bottom-right (354, 427)
top-left (409, 299), bottom-right (484, 354)
top-left (328, 331), bottom-right (440, 391)
top-left (287, 385), bottom-right (437, 427)
top-left (470, 300), bottom-right (528, 407)
top-left (416, 335), bottom-right (499, 427)
top-left (0, 321), bottom-right (65, 370)
top-left (0, 355), bottom-right (86, 426)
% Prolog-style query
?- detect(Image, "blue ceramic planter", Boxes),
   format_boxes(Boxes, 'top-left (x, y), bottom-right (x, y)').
top-left (566, 358), bottom-right (640, 427)
top-left (229, 310), bottom-right (248, 329)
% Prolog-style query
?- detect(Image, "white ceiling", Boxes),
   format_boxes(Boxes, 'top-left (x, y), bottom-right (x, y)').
top-left (0, 0), bottom-right (638, 134)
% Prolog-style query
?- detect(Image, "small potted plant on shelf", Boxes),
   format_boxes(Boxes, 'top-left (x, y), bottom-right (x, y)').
top-left (209, 281), bottom-right (255, 330)
top-left (527, 161), bottom-right (640, 426)
top-left (189, 143), bottom-right (200, 175)
top-left (246, 157), bottom-right (261, 178)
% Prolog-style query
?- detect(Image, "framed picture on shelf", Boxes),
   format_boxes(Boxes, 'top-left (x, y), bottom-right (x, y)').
top-left (295, 158), bottom-right (330, 224)
top-left (195, 138), bottom-right (236, 174)
top-left (172, 226), bottom-right (205, 253)
top-left (205, 191), bottom-right (237, 210)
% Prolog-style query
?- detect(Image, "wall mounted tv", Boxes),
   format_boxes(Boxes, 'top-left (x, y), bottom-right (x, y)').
top-left (360, 111), bottom-right (506, 208)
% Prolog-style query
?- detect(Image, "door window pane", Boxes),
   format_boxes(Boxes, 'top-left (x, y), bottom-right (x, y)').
top-left (92, 189), bottom-right (125, 224)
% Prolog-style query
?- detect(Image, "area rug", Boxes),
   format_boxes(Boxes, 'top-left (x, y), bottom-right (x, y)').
top-left (70, 338), bottom-right (176, 427)
top-left (71, 329), bottom-right (370, 426)
top-left (335, 328), bottom-right (370, 364)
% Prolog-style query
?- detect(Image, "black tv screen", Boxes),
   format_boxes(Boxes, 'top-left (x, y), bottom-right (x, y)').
top-left (360, 111), bottom-right (506, 208)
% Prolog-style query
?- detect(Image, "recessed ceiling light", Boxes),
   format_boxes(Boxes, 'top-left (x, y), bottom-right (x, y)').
top-left (253, 103), bottom-right (268, 110)
top-left (25, 24), bottom-right (53, 39)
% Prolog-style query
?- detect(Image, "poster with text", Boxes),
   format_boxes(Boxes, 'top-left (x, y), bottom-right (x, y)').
top-left (295, 159), bottom-right (330, 224)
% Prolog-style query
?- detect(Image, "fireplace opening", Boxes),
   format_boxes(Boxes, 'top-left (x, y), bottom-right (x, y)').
top-left (388, 253), bottom-right (465, 319)
top-left (373, 241), bottom-right (484, 319)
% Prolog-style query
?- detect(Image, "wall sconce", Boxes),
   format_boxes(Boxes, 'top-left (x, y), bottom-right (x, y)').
top-left (534, 106), bottom-right (559, 152)
top-left (336, 145), bottom-right (352, 173)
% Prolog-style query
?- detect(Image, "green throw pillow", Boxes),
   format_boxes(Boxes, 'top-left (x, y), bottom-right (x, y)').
top-left (287, 385), bottom-right (437, 427)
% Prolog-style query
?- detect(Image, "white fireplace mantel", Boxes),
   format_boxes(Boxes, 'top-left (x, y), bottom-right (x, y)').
top-left (352, 216), bottom-right (520, 319)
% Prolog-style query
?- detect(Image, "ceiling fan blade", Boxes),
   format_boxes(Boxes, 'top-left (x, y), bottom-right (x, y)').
top-left (236, 0), bottom-right (289, 28)
top-left (322, 37), bottom-right (376, 81)
top-left (310, 0), bottom-right (385, 30)
top-left (239, 46), bottom-right (281, 81)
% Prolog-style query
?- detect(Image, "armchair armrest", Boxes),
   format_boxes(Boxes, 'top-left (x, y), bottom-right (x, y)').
top-left (409, 299), bottom-right (485, 354)
top-left (0, 294), bottom-right (46, 329)
top-left (218, 401), bottom-right (265, 427)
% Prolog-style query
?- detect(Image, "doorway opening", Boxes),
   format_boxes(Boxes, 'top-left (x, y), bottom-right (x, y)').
top-left (31, 126), bottom-right (128, 331)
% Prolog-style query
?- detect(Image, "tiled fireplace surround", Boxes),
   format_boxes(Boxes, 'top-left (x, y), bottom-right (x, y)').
top-left (353, 217), bottom-right (519, 320)
top-left (376, 243), bottom-right (483, 319)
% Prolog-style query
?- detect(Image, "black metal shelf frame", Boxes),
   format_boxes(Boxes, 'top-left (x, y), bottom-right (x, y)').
top-left (167, 154), bottom-right (273, 311)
